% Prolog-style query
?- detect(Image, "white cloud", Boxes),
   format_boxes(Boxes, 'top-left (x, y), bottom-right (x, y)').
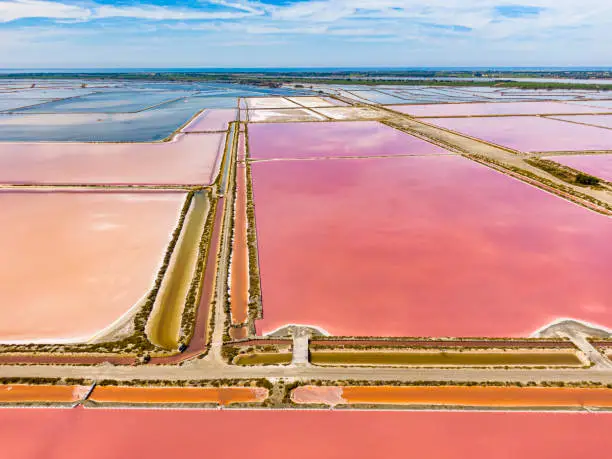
top-left (208, 1), bottom-right (262, 14)
top-left (217, 38), bottom-right (288, 47)
top-left (0, 0), bottom-right (91, 23)
top-left (245, 25), bottom-right (326, 35)
top-left (94, 5), bottom-right (261, 21)
top-left (0, 0), bottom-right (611, 66)
top-left (1, 0), bottom-right (610, 37)
top-left (0, 0), bottom-right (265, 23)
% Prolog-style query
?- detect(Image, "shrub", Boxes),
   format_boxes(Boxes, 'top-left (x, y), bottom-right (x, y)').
top-left (575, 173), bottom-right (600, 186)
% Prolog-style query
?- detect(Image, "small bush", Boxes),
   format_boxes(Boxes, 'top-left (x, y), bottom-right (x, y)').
top-left (575, 173), bottom-right (600, 186)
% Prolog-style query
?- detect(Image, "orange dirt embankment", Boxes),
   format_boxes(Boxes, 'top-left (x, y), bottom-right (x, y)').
top-left (230, 162), bottom-right (249, 325)
top-left (0, 385), bottom-right (88, 403)
top-left (292, 386), bottom-right (612, 408)
top-left (90, 386), bottom-right (268, 405)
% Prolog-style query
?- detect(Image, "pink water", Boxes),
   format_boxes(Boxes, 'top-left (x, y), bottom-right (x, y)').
top-left (426, 116), bottom-right (612, 152)
top-left (0, 190), bottom-right (186, 342)
top-left (182, 109), bottom-right (237, 132)
top-left (252, 155), bottom-right (612, 337)
top-left (552, 115), bottom-right (612, 130)
top-left (390, 101), bottom-right (607, 117)
top-left (0, 409), bottom-right (609, 459)
top-left (0, 133), bottom-right (225, 185)
top-left (248, 121), bottom-right (450, 160)
top-left (546, 154), bottom-right (612, 182)
top-left (567, 100), bottom-right (612, 110)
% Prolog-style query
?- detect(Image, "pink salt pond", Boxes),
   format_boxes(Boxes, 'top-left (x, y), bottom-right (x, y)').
top-left (550, 115), bottom-right (612, 130)
top-left (0, 133), bottom-right (225, 185)
top-left (425, 116), bottom-right (612, 152)
top-left (546, 154), bottom-right (612, 182)
top-left (568, 100), bottom-right (612, 110)
top-left (389, 101), bottom-right (606, 117)
top-left (248, 121), bottom-right (450, 160)
top-left (1, 409), bottom-right (610, 459)
top-left (0, 190), bottom-right (187, 343)
top-left (181, 109), bottom-right (237, 132)
top-left (252, 155), bottom-right (612, 337)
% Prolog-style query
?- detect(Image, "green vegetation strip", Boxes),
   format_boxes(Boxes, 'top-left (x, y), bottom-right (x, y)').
top-left (283, 79), bottom-right (612, 91)
top-left (5, 72), bottom-right (612, 91)
top-left (223, 123), bottom-right (239, 341)
top-left (310, 351), bottom-right (583, 366)
top-left (526, 158), bottom-right (602, 187)
top-left (235, 353), bottom-right (292, 366)
top-left (387, 120), bottom-right (612, 215)
top-left (471, 156), bottom-right (612, 214)
top-left (244, 125), bottom-right (263, 323)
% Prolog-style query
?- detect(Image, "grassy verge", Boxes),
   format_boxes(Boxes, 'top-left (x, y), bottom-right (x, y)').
top-left (223, 123), bottom-right (239, 341)
top-left (526, 158), bottom-right (603, 187)
top-left (310, 351), bottom-right (583, 366)
top-left (5, 72), bottom-right (612, 91)
top-left (244, 125), bottom-right (263, 327)
top-left (234, 353), bottom-right (292, 366)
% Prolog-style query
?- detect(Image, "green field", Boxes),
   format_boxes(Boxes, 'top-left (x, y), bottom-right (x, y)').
top-left (235, 353), bottom-right (292, 366)
top-left (310, 351), bottom-right (583, 366)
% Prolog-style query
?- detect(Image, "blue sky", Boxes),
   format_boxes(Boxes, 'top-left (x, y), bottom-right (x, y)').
top-left (0, 0), bottom-right (610, 68)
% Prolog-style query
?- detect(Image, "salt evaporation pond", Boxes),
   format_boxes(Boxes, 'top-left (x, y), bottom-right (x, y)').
top-left (551, 115), bottom-right (612, 130)
top-left (182, 109), bottom-right (237, 132)
top-left (568, 100), bottom-right (612, 110)
top-left (251, 155), bottom-right (612, 337)
top-left (0, 409), bottom-right (609, 459)
top-left (0, 190), bottom-right (186, 343)
top-left (390, 101), bottom-right (607, 117)
top-left (0, 82), bottom-right (311, 141)
top-left (426, 116), bottom-right (612, 152)
top-left (249, 121), bottom-right (450, 160)
top-left (0, 133), bottom-right (225, 185)
top-left (14, 90), bottom-right (195, 113)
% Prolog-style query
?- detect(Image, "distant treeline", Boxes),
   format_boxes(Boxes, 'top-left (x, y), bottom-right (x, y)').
top-left (2, 71), bottom-right (612, 91)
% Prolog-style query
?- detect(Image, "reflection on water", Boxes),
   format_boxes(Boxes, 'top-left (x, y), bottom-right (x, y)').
top-left (0, 80), bottom-right (310, 141)
top-left (2, 78), bottom-right (611, 141)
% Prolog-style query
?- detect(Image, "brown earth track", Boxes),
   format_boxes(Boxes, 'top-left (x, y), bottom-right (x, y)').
top-left (0, 354), bottom-right (136, 365)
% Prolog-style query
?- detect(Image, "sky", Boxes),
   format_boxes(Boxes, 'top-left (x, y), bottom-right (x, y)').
top-left (0, 0), bottom-right (611, 68)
